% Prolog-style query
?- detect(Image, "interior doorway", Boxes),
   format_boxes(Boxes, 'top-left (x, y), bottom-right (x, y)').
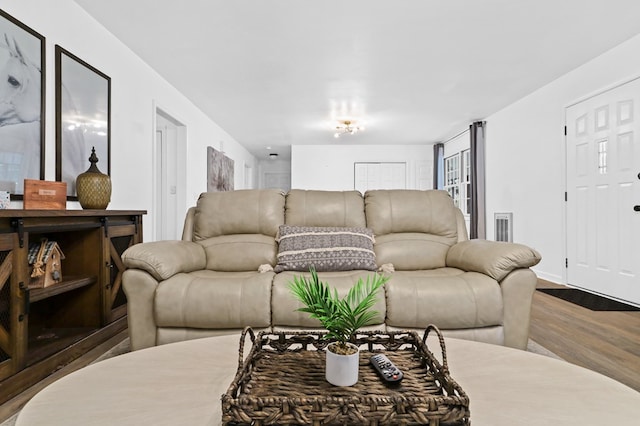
top-left (154, 106), bottom-right (187, 241)
top-left (244, 162), bottom-right (253, 189)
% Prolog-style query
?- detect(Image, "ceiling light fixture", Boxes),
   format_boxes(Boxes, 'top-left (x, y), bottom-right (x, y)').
top-left (333, 120), bottom-right (364, 138)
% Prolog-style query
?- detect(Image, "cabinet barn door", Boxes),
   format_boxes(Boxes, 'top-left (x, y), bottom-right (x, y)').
top-left (103, 223), bottom-right (142, 323)
top-left (0, 234), bottom-right (23, 380)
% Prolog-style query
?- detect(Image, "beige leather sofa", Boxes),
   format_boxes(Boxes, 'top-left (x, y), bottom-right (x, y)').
top-left (122, 189), bottom-right (541, 351)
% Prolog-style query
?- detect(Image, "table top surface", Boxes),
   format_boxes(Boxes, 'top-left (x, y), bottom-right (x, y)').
top-left (17, 333), bottom-right (640, 426)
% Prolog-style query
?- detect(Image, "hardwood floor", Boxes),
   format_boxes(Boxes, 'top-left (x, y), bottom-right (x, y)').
top-left (531, 280), bottom-right (640, 392)
top-left (1, 282), bottom-right (638, 423)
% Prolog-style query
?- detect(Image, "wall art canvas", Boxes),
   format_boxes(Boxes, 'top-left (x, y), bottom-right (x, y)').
top-left (207, 146), bottom-right (234, 191)
top-left (0, 9), bottom-right (45, 197)
top-left (55, 45), bottom-right (110, 198)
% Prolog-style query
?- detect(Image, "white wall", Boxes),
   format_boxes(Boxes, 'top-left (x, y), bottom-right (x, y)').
top-left (291, 145), bottom-right (432, 191)
top-left (444, 129), bottom-right (470, 158)
top-left (1, 0), bottom-right (257, 241)
top-left (486, 32), bottom-right (640, 283)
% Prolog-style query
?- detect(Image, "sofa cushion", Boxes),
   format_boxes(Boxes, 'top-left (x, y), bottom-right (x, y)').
top-left (272, 270), bottom-right (387, 328)
top-left (385, 269), bottom-right (503, 329)
top-left (193, 189), bottom-right (285, 240)
top-left (198, 234), bottom-right (277, 272)
top-left (285, 189), bottom-right (366, 227)
top-left (154, 270), bottom-right (273, 329)
top-left (274, 225), bottom-right (377, 272)
top-left (365, 189), bottom-right (459, 237)
top-left (365, 190), bottom-right (459, 270)
top-left (374, 233), bottom-right (452, 270)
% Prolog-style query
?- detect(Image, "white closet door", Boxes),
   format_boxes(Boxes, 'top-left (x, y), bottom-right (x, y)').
top-left (354, 162), bottom-right (406, 194)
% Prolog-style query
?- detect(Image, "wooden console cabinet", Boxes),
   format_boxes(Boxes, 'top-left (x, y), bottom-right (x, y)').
top-left (0, 210), bottom-right (145, 403)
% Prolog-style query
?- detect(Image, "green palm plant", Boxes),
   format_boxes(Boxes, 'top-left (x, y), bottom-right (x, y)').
top-left (289, 267), bottom-right (389, 354)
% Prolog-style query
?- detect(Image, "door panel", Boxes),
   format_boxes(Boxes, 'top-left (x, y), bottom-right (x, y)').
top-left (566, 78), bottom-right (640, 305)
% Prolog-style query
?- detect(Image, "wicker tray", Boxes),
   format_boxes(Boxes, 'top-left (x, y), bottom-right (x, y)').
top-left (221, 325), bottom-right (470, 425)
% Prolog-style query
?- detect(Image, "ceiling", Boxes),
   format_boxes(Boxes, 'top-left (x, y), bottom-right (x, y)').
top-left (74, 0), bottom-right (640, 160)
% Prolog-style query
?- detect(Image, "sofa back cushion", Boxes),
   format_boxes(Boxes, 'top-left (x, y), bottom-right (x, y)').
top-left (285, 189), bottom-right (366, 227)
top-left (365, 190), bottom-right (459, 270)
top-left (192, 189), bottom-right (285, 271)
top-left (193, 189), bottom-right (285, 239)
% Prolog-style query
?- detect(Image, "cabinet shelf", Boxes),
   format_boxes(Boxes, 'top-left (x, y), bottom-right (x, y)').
top-left (29, 276), bottom-right (98, 303)
top-left (27, 326), bottom-right (98, 366)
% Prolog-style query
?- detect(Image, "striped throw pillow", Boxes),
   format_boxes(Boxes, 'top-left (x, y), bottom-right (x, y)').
top-left (274, 226), bottom-right (377, 272)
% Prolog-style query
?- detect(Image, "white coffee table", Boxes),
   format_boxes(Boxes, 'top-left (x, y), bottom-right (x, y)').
top-left (16, 333), bottom-right (640, 425)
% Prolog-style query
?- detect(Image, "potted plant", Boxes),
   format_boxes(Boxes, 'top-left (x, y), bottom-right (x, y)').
top-left (289, 267), bottom-right (389, 386)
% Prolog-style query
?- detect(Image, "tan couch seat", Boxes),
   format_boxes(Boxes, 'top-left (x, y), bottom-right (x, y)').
top-left (155, 270), bottom-right (274, 329)
top-left (384, 269), bottom-right (503, 330)
top-left (271, 270), bottom-right (386, 328)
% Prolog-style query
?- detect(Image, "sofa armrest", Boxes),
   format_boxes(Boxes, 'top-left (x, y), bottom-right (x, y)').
top-left (122, 240), bottom-right (206, 281)
top-left (123, 269), bottom-right (159, 350)
top-left (446, 240), bottom-right (541, 281)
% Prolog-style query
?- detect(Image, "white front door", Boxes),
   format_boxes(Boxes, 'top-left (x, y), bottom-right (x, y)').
top-left (566, 78), bottom-right (640, 305)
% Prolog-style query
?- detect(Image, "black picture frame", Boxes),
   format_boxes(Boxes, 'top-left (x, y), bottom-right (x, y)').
top-left (55, 45), bottom-right (111, 199)
top-left (0, 8), bottom-right (45, 199)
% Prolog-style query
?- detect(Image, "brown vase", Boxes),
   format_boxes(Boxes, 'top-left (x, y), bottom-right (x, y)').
top-left (76, 147), bottom-right (112, 209)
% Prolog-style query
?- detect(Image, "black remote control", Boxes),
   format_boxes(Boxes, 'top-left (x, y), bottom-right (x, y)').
top-left (370, 354), bottom-right (403, 384)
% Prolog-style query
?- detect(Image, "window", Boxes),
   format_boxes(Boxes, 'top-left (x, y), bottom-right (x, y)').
top-left (444, 149), bottom-right (471, 215)
top-left (444, 153), bottom-right (460, 207)
top-left (597, 139), bottom-right (607, 174)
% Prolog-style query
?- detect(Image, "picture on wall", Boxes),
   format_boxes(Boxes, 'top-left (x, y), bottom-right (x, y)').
top-left (55, 45), bottom-right (110, 198)
top-left (207, 146), bottom-right (234, 191)
top-left (0, 9), bottom-right (45, 197)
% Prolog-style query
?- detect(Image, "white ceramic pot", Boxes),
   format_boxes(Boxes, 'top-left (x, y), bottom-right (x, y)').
top-left (325, 342), bottom-right (359, 386)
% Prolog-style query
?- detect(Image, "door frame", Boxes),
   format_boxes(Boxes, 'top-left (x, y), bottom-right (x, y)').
top-left (152, 102), bottom-right (187, 241)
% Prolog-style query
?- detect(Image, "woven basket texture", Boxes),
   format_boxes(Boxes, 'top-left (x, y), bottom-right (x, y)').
top-left (222, 327), bottom-right (470, 425)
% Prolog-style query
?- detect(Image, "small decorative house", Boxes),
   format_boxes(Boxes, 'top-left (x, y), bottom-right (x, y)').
top-left (28, 240), bottom-right (65, 288)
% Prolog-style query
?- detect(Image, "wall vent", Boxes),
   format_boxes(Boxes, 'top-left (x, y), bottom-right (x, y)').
top-left (494, 212), bottom-right (513, 242)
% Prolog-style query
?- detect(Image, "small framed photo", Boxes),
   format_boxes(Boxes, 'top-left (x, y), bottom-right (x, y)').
top-left (55, 45), bottom-right (110, 199)
top-left (0, 9), bottom-right (45, 198)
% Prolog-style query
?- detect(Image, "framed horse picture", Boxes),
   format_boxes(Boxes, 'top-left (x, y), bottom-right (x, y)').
top-left (0, 9), bottom-right (45, 198)
top-left (55, 45), bottom-right (111, 199)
